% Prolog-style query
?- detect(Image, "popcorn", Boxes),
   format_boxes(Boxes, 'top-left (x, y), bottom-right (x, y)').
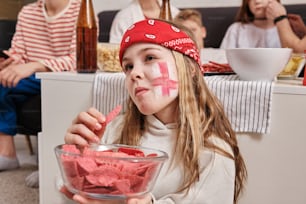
top-left (97, 43), bottom-right (122, 72)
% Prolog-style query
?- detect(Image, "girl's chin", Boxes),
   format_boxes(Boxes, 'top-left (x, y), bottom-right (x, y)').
top-left (137, 105), bottom-right (156, 115)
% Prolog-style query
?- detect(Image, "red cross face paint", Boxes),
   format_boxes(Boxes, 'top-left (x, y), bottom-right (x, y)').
top-left (151, 62), bottom-right (178, 97)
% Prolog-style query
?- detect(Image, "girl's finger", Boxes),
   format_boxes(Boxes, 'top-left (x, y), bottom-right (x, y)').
top-left (66, 124), bottom-right (100, 145)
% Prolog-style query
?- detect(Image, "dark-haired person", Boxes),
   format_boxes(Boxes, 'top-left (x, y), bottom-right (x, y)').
top-left (220, 0), bottom-right (281, 48)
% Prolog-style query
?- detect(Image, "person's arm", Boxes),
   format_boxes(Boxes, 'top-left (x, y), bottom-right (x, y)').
top-left (9, 6), bottom-right (77, 72)
top-left (266, 0), bottom-right (306, 53)
top-left (288, 13), bottom-right (306, 39)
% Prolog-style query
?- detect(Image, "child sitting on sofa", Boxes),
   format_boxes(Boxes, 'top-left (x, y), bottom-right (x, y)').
top-left (220, 0), bottom-right (281, 48)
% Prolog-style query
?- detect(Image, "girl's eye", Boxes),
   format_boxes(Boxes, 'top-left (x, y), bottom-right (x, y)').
top-left (145, 55), bottom-right (156, 62)
top-left (123, 63), bottom-right (133, 72)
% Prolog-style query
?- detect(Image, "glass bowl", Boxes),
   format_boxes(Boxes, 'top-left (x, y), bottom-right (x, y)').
top-left (54, 144), bottom-right (168, 200)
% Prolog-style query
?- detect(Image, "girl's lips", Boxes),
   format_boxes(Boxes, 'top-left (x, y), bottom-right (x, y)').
top-left (135, 87), bottom-right (149, 96)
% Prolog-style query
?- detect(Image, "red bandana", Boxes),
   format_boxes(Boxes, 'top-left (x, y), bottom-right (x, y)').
top-left (119, 19), bottom-right (201, 68)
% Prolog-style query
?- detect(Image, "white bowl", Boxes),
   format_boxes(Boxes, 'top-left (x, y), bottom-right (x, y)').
top-left (225, 48), bottom-right (292, 81)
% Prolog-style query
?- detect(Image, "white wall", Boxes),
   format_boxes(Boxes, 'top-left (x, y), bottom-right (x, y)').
top-left (93, 0), bottom-right (306, 13)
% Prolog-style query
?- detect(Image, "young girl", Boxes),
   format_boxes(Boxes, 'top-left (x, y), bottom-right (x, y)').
top-left (64, 19), bottom-right (247, 204)
top-left (220, 0), bottom-right (281, 48)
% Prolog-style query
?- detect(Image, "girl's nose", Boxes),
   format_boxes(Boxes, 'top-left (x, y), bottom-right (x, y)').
top-left (130, 63), bottom-right (144, 80)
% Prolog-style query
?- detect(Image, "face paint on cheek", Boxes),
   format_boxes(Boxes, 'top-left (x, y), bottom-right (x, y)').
top-left (151, 62), bottom-right (178, 97)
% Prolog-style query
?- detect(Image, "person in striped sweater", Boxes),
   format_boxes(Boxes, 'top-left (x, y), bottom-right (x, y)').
top-left (0, 0), bottom-right (80, 171)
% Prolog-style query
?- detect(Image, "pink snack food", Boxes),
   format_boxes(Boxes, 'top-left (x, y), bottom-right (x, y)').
top-left (60, 144), bottom-right (159, 196)
top-left (105, 105), bottom-right (122, 124)
top-left (96, 105), bottom-right (122, 139)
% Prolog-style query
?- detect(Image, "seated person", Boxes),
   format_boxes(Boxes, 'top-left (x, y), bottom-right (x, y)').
top-left (174, 9), bottom-right (230, 71)
top-left (109, 0), bottom-right (180, 44)
top-left (62, 19), bottom-right (247, 204)
top-left (220, 0), bottom-right (281, 48)
top-left (174, 9), bottom-right (207, 50)
top-left (0, 0), bottom-right (79, 172)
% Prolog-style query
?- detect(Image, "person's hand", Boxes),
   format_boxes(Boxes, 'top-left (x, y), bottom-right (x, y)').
top-left (65, 107), bottom-right (107, 146)
top-left (266, 0), bottom-right (287, 20)
top-left (127, 194), bottom-right (153, 204)
top-left (60, 186), bottom-right (124, 204)
top-left (0, 50), bottom-right (21, 71)
top-left (0, 62), bottom-right (38, 87)
top-left (288, 13), bottom-right (306, 39)
top-left (60, 185), bottom-right (153, 204)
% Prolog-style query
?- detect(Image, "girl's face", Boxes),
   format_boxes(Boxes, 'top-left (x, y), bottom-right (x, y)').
top-left (122, 43), bottom-right (179, 123)
top-left (248, 0), bottom-right (269, 18)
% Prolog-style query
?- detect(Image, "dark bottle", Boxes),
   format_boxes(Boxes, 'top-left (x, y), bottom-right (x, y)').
top-left (159, 0), bottom-right (172, 21)
top-left (76, 0), bottom-right (97, 73)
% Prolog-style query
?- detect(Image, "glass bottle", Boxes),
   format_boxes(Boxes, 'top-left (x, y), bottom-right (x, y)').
top-left (159, 0), bottom-right (172, 21)
top-left (76, 0), bottom-right (97, 73)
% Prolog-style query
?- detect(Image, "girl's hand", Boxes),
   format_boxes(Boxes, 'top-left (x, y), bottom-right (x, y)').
top-left (60, 186), bottom-right (123, 204)
top-left (127, 194), bottom-right (153, 204)
top-left (60, 186), bottom-right (152, 204)
top-left (65, 107), bottom-right (106, 146)
top-left (266, 0), bottom-right (287, 20)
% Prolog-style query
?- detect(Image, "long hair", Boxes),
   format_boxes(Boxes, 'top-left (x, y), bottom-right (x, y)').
top-left (118, 44), bottom-right (247, 203)
top-left (236, 0), bottom-right (281, 23)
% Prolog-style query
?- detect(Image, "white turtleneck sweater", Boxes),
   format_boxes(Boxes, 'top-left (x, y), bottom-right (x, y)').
top-left (102, 115), bottom-right (236, 204)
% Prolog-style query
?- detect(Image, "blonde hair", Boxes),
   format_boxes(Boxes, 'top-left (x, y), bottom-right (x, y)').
top-left (174, 9), bottom-right (203, 27)
top-left (118, 46), bottom-right (246, 204)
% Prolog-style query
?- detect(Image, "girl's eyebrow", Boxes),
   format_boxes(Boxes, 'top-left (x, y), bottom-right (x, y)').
top-left (122, 47), bottom-right (162, 63)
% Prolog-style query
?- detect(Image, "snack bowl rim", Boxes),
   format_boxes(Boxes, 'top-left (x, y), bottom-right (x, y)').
top-left (54, 143), bottom-right (169, 161)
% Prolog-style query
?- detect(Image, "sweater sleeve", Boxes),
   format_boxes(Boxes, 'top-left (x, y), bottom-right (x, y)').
top-left (8, 7), bottom-right (27, 64)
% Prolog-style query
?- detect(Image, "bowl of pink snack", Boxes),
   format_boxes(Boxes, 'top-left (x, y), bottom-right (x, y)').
top-left (55, 144), bottom-right (168, 200)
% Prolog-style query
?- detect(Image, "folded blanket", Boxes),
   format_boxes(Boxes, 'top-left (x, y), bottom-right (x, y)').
top-left (92, 72), bottom-right (128, 115)
top-left (93, 73), bottom-right (273, 134)
top-left (205, 75), bottom-right (273, 133)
